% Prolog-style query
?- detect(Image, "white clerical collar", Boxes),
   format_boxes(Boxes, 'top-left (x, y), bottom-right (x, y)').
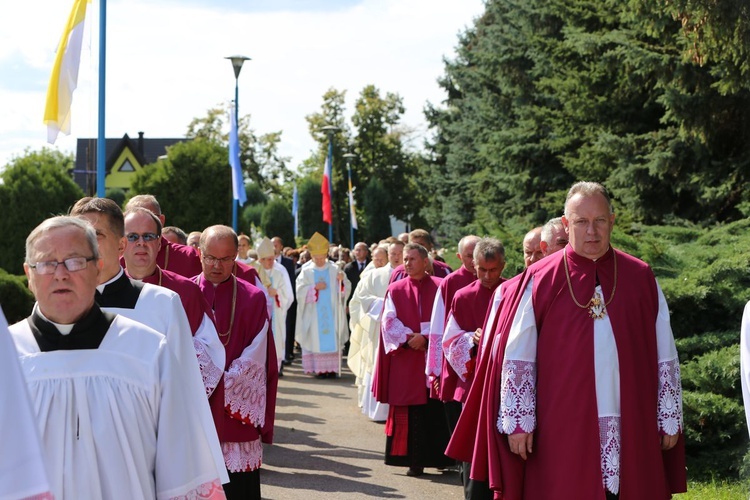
top-left (35, 304), bottom-right (74, 335)
top-left (96, 267), bottom-right (124, 294)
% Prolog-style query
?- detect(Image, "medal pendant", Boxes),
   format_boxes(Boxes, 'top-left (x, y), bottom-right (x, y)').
top-left (588, 292), bottom-right (607, 319)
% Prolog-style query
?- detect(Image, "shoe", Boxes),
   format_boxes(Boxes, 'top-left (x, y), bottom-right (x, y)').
top-left (278, 370), bottom-right (284, 378)
top-left (406, 467), bottom-right (424, 477)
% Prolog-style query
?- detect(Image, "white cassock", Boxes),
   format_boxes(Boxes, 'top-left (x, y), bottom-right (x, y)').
top-left (347, 264), bottom-right (394, 421)
top-left (0, 307), bottom-right (52, 500)
top-left (10, 307), bottom-right (225, 499)
top-left (273, 260), bottom-right (294, 302)
top-left (266, 264), bottom-right (293, 370)
top-left (96, 268), bottom-right (228, 484)
top-left (739, 301), bottom-right (750, 436)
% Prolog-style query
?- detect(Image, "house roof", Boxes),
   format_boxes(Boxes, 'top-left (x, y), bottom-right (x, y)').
top-left (73, 132), bottom-right (186, 194)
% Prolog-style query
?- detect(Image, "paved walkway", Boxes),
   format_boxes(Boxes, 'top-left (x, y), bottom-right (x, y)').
top-left (260, 356), bottom-right (465, 500)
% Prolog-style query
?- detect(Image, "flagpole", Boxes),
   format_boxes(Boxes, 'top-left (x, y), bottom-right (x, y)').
top-left (292, 183), bottom-right (299, 239)
top-left (225, 55), bottom-right (250, 232)
top-left (343, 153), bottom-right (356, 248)
top-left (232, 76), bottom-right (239, 231)
top-left (96, 0), bottom-right (107, 197)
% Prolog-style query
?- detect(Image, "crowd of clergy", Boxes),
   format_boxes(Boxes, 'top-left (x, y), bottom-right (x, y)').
top-left (2, 181), bottom-right (696, 500)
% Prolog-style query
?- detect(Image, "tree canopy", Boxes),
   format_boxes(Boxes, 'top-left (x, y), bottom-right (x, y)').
top-left (0, 148), bottom-right (83, 274)
top-left (130, 139), bottom-right (233, 233)
top-left (423, 0), bottom-right (750, 241)
top-left (299, 86), bottom-right (424, 246)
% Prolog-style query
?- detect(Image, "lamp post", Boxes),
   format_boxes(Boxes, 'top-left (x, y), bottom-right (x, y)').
top-left (321, 125), bottom-right (339, 242)
top-left (343, 152), bottom-right (357, 248)
top-left (225, 55), bottom-right (251, 232)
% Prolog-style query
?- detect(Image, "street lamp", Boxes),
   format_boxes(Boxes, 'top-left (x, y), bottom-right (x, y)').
top-left (225, 55), bottom-right (251, 232)
top-left (321, 125), bottom-right (339, 242)
top-left (343, 152), bottom-right (357, 248)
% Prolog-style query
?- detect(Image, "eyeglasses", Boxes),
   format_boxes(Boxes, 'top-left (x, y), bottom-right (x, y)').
top-left (29, 256), bottom-right (97, 275)
top-left (126, 232), bottom-right (159, 243)
top-left (202, 255), bottom-right (235, 266)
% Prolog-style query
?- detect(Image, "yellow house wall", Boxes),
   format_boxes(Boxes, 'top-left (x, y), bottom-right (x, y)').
top-left (105, 147), bottom-right (143, 190)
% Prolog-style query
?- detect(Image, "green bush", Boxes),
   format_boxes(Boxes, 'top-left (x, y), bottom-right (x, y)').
top-left (676, 333), bottom-right (741, 362)
top-left (683, 389), bottom-right (748, 479)
top-left (681, 345), bottom-right (741, 400)
top-left (105, 188), bottom-right (126, 208)
top-left (242, 204), bottom-right (265, 230)
top-left (0, 270), bottom-right (34, 324)
top-left (261, 199), bottom-right (294, 247)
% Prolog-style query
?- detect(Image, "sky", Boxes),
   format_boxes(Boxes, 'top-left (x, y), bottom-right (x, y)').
top-left (0, 0), bottom-right (485, 171)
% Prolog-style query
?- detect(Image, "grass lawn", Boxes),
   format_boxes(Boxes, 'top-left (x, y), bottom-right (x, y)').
top-left (673, 481), bottom-right (749, 499)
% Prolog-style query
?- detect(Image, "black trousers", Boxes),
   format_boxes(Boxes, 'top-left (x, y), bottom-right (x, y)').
top-left (285, 300), bottom-right (297, 359)
top-left (224, 469), bottom-right (260, 500)
top-left (461, 462), bottom-right (493, 500)
top-left (385, 399), bottom-right (455, 470)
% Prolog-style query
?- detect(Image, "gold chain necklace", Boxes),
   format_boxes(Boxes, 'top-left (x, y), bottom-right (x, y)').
top-left (563, 247), bottom-right (617, 319)
top-left (199, 274), bottom-right (238, 346)
top-left (163, 243), bottom-right (169, 271)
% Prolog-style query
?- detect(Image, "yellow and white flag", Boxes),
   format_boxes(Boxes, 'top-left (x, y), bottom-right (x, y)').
top-left (43, 0), bottom-right (90, 144)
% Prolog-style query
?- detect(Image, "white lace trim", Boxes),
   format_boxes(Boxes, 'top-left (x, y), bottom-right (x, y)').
top-left (224, 358), bottom-right (267, 427)
top-left (168, 478), bottom-right (226, 500)
top-left (302, 351), bottom-right (340, 373)
top-left (446, 332), bottom-right (474, 380)
top-left (599, 416), bottom-right (621, 495)
top-left (194, 338), bottom-right (223, 397)
top-left (498, 359), bottom-right (536, 434)
top-left (382, 316), bottom-right (411, 352)
top-left (657, 357), bottom-right (683, 435)
top-left (426, 330), bottom-right (443, 377)
top-left (222, 440), bottom-right (263, 473)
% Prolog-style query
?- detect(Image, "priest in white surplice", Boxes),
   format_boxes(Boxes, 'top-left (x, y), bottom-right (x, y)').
top-left (256, 237), bottom-right (293, 372)
top-left (347, 241), bottom-right (403, 420)
top-left (0, 307), bottom-right (52, 500)
top-left (70, 197), bottom-right (228, 486)
top-left (10, 216), bottom-right (226, 499)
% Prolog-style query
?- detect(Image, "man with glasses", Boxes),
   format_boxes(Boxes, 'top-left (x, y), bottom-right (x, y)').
top-left (125, 194), bottom-right (203, 277)
top-left (69, 197), bottom-right (228, 486)
top-left (9, 216), bottom-right (226, 499)
top-left (123, 206), bottom-right (225, 399)
top-left (196, 225), bottom-right (278, 500)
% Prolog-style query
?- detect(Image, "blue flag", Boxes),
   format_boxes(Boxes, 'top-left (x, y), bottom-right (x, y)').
top-left (229, 103), bottom-right (247, 205)
top-left (292, 183), bottom-right (299, 237)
